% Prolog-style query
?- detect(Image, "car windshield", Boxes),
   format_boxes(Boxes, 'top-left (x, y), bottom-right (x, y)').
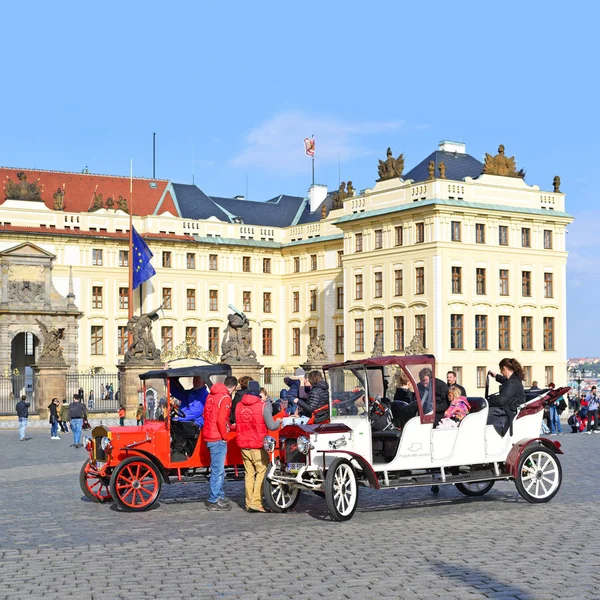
top-left (404, 362), bottom-right (436, 414)
top-left (327, 366), bottom-right (368, 417)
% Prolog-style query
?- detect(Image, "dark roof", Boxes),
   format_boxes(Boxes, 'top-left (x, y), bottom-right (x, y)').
top-left (139, 364), bottom-right (232, 381)
top-left (210, 194), bottom-right (305, 227)
top-left (404, 150), bottom-right (484, 184)
top-left (171, 184), bottom-right (231, 221)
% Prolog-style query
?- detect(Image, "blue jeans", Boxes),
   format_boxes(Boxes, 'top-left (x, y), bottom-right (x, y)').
top-left (206, 440), bottom-right (227, 503)
top-left (549, 406), bottom-right (562, 434)
top-left (50, 420), bottom-right (59, 437)
top-left (71, 418), bottom-right (83, 445)
top-left (18, 417), bottom-right (27, 440)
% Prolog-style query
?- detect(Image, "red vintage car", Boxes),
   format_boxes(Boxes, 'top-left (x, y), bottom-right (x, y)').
top-left (80, 364), bottom-right (276, 511)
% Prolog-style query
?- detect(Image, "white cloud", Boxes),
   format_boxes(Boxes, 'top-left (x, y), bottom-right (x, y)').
top-left (230, 111), bottom-right (404, 174)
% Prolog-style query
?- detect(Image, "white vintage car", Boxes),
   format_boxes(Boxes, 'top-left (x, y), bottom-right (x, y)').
top-left (263, 356), bottom-right (566, 521)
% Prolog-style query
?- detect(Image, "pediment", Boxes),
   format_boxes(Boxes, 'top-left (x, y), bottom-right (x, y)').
top-left (0, 242), bottom-right (55, 259)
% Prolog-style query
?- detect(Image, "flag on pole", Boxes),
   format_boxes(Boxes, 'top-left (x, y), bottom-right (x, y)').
top-left (131, 226), bottom-right (156, 289)
top-left (304, 135), bottom-right (315, 157)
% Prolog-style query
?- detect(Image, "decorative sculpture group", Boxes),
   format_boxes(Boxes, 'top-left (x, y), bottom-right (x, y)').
top-left (553, 176), bottom-right (561, 193)
top-left (221, 308), bottom-right (257, 363)
top-left (53, 186), bottom-right (65, 211)
top-left (331, 181), bottom-right (355, 209)
top-left (483, 145), bottom-right (525, 178)
top-left (377, 148), bottom-right (404, 181)
top-left (35, 318), bottom-right (65, 363)
top-left (404, 334), bottom-right (426, 356)
top-left (125, 310), bottom-right (161, 362)
top-left (4, 172), bottom-right (43, 201)
top-left (306, 334), bottom-right (328, 363)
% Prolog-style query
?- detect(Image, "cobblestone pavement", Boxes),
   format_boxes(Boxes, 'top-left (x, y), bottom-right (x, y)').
top-left (0, 427), bottom-right (597, 600)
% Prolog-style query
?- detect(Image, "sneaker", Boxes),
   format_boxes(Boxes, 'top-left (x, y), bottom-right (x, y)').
top-left (246, 506), bottom-right (267, 513)
top-left (51, 436), bottom-right (61, 440)
top-left (206, 501), bottom-right (231, 512)
top-left (586, 431), bottom-right (593, 435)
top-left (218, 497), bottom-right (231, 506)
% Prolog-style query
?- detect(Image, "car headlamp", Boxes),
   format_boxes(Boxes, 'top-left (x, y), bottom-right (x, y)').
top-left (263, 436), bottom-right (276, 453)
top-left (297, 436), bottom-right (312, 455)
top-left (100, 436), bottom-right (112, 452)
top-left (84, 436), bottom-right (92, 452)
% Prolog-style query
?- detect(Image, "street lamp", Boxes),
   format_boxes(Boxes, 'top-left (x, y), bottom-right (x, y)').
top-left (569, 367), bottom-right (592, 399)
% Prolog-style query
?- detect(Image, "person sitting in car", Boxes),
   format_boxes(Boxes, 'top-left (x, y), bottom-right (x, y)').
top-left (437, 386), bottom-right (470, 429)
top-left (292, 370), bottom-right (330, 423)
top-left (393, 368), bottom-right (449, 427)
top-left (170, 376), bottom-right (208, 457)
top-left (487, 358), bottom-right (525, 437)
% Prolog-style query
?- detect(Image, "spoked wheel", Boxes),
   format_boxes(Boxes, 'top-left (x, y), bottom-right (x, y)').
top-left (325, 458), bottom-right (359, 522)
top-left (515, 445), bottom-right (562, 503)
top-left (263, 474), bottom-right (301, 513)
top-left (455, 481), bottom-right (495, 497)
top-left (109, 456), bottom-right (162, 512)
top-left (80, 460), bottom-right (112, 502)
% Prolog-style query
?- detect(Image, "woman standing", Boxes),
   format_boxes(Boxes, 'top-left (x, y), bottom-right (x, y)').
top-left (58, 399), bottom-right (70, 433)
top-left (48, 398), bottom-right (61, 440)
top-left (488, 358), bottom-right (525, 436)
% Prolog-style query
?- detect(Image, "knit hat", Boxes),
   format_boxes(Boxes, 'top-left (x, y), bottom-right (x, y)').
top-left (279, 389), bottom-right (288, 399)
top-left (294, 367), bottom-right (306, 377)
top-left (248, 380), bottom-right (261, 395)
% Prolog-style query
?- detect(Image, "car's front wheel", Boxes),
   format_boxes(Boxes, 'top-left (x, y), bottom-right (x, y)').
top-left (80, 460), bottom-right (112, 502)
top-left (515, 445), bottom-right (562, 503)
top-left (324, 458), bottom-right (359, 522)
top-left (109, 456), bottom-right (162, 512)
top-left (455, 481), bottom-right (495, 497)
top-left (263, 476), bottom-right (301, 513)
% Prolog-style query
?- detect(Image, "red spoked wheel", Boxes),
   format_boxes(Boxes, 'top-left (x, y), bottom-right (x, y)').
top-left (80, 459), bottom-right (112, 503)
top-left (109, 456), bottom-right (162, 512)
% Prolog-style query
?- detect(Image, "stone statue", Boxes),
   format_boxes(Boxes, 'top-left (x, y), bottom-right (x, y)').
top-left (125, 310), bottom-right (161, 362)
top-left (371, 333), bottom-right (383, 357)
top-left (553, 175), bottom-right (561, 193)
top-left (105, 196), bottom-right (115, 209)
top-left (483, 145), bottom-right (525, 178)
top-left (377, 148), bottom-right (404, 181)
top-left (89, 191), bottom-right (104, 212)
top-left (35, 318), bottom-right (64, 361)
top-left (438, 162), bottom-right (446, 179)
top-left (321, 204), bottom-right (327, 218)
top-left (221, 309), bottom-right (257, 363)
top-left (428, 161), bottom-right (435, 180)
top-left (53, 186), bottom-right (65, 211)
top-left (331, 182), bottom-right (348, 209)
top-left (4, 171), bottom-right (43, 201)
top-left (117, 195), bottom-right (129, 213)
top-left (404, 334), bottom-right (426, 356)
top-left (306, 334), bottom-right (328, 363)
top-left (9, 280), bottom-right (44, 304)
top-left (346, 181), bottom-right (355, 196)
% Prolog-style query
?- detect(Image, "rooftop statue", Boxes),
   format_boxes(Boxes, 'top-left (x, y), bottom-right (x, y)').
top-left (125, 310), bottom-right (161, 362)
top-left (35, 318), bottom-right (64, 361)
top-left (105, 196), bottom-right (115, 209)
top-left (306, 334), bottom-right (328, 363)
top-left (428, 160), bottom-right (435, 180)
top-left (89, 191), bottom-right (104, 212)
top-left (331, 181), bottom-right (348, 209)
top-left (221, 307), bottom-right (257, 363)
top-left (53, 186), bottom-right (65, 211)
top-left (438, 162), bottom-right (446, 179)
top-left (553, 175), bottom-right (561, 193)
top-left (483, 145), bottom-right (525, 178)
top-left (321, 204), bottom-right (327, 218)
top-left (377, 148), bottom-right (404, 181)
top-left (117, 195), bottom-right (129, 213)
top-left (4, 171), bottom-right (43, 201)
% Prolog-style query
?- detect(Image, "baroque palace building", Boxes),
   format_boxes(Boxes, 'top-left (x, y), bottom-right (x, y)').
top-left (0, 140), bottom-right (572, 392)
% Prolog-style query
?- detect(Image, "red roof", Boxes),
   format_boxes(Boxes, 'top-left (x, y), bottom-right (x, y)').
top-left (0, 167), bottom-right (175, 217)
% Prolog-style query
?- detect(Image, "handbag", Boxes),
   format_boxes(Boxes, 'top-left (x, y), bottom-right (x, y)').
top-left (82, 418), bottom-right (91, 430)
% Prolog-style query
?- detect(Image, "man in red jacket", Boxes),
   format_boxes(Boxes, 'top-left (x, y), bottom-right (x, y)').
top-left (235, 380), bottom-right (281, 512)
top-left (203, 375), bottom-right (238, 512)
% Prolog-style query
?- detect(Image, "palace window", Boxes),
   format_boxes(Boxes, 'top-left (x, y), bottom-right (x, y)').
top-left (355, 274), bottom-right (363, 300)
top-left (544, 273), bottom-right (554, 298)
top-left (186, 289), bottom-right (196, 310)
top-left (162, 251), bottom-right (171, 268)
top-left (243, 291), bottom-right (251, 312)
top-left (293, 257), bottom-right (300, 273)
top-left (209, 254), bottom-right (218, 270)
top-left (161, 326), bottom-right (173, 352)
top-left (355, 233), bottom-right (363, 252)
top-left (499, 225), bottom-right (508, 246)
top-left (309, 326), bottom-right (317, 342)
top-left (243, 256), bottom-right (251, 272)
top-left (416, 222), bottom-right (425, 243)
top-left (476, 268), bottom-right (486, 295)
top-left (544, 230), bottom-right (553, 250)
top-left (522, 271), bottom-right (532, 297)
top-left (476, 223), bottom-right (486, 244)
top-left (477, 367), bottom-right (486, 388)
top-left (451, 221), bottom-right (461, 242)
top-left (309, 289), bottom-right (317, 311)
top-left (394, 269), bottom-right (403, 296)
top-left (416, 267), bottom-right (424, 295)
top-left (521, 316), bottom-right (533, 350)
top-left (92, 286), bottom-right (103, 309)
top-left (263, 258), bottom-right (271, 273)
top-left (475, 315), bottom-right (488, 350)
top-left (209, 289), bottom-right (218, 311)
top-left (162, 287), bottom-right (172, 309)
top-left (499, 269), bottom-right (509, 296)
top-left (186, 253), bottom-right (196, 269)
top-left (92, 249), bottom-right (103, 266)
top-left (544, 317), bottom-right (555, 351)
top-left (91, 326), bottom-right (104, 355)
top-left (545, 366), bottom-right (554, 387)
top-left (337, 250), bottom-right (343, 267)
top-left (119, 250), bottom-right (129, 267)
top-left (337, 286), bottom-right (344, 310)
top-left (208, 327), bottom-right (219, 354)
top-left (310, 255), bottom-right (317, 271)
top-left (374, 272), bottom-right (383, 298)
top-left (450, 314), bottom-right (463, 350)
top-left (118, 287), bottom-right (129, 310)
top-left (336, 325), bottom-right (344, 354)
top-left (394, 316), bottom-right (404, 351)
top-left (262, 328), bottom-right (273, 355)
top-left (452, 366), bottom-right (463, 383)
top-left (292, 328), bottom-right (300, 355)
top-left (264, 368), bottom-right (272, 385)
top-left (395, 226), bottom-right (403, 246)
top-left (263, 292), bottom-right (271, 313)
top-left (25, 332), bottom-right (34, 356)
top-left (451, 266), bottom-right (462, 294)
top-left (185, 327), bottom-right (197, 345)
top-left (499, 316), bottom-right (511, 351)
top-left (374, 317), bottom-right (384, 350)
top-left (292, 291), bottom-right (299, 313)
top-left (355, 319), bottom-right (364, 352)
top-left (117, 326), bottom-right (128, 355)
top-left (375, 229), bottom-right (383, 249)
top-left (415, 315), bottom-right (426, 347)
top-left (521, 227), bottom-right (531, 248)
top-left (523, 366), bottom-right (532, 387)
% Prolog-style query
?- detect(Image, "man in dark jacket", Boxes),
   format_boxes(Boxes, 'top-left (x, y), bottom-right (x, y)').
top-left (16, 395), bottom-right (30, 441)
top-left (170, 376), bottom-right (208, 456)
top-left (446, 371), bottom-right (467, 397)
top-left (417, 368), bottom-right (449, 425)
top-left (68, 393), bottom-right (88, 448)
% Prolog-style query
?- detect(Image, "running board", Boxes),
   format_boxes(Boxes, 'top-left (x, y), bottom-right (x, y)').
top-left (376, 469), bottom-right (508, 490)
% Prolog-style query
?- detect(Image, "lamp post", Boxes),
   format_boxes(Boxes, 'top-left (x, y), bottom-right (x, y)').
top-left (569, 367), bottom-right (592, 410)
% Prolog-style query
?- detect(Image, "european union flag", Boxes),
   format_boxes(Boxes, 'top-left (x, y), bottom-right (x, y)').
top-left (131, 226), bottom-right (156, 289)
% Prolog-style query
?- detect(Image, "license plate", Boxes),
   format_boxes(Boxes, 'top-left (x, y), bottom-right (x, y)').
top-left (287, 462), bottom-right (304, 473)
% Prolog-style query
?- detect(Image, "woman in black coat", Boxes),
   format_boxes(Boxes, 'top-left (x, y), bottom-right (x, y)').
top-left (487, 358), bottom-right (525, 436)
top-left (294, 370), bottom-right (330, 423)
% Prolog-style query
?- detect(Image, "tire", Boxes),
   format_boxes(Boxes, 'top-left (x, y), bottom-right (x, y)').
top-left (514, 444), bottom-right (562, 503)
top-left (109, 456), bottom-right (162, 512)
top-left (324, 458), bottom-right (359, 522)
top-left (455, 481), bottom-right (495, 497)
top-left (263, 475), bottom-right (301, 513)
top-left (80, 460), bottom-right (112, 503)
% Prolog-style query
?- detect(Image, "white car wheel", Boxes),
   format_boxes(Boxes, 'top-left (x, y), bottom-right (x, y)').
top-left (455, 481), bottom-right (495, 497)
top-left (262, 477), bottom-right (301, 513)
top-left (515, 446), bottom-right (562, 503)
top-left (325, 458), bottom-right (359, 521)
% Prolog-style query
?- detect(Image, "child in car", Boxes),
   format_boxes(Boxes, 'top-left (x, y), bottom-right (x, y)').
top-left (437, 385), bottom-right (470, 429)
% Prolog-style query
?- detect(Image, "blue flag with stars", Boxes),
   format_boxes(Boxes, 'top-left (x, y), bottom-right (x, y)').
top-left (131, 226), bottom-right (156, 289)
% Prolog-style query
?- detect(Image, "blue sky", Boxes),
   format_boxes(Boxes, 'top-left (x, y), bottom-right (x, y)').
top-left (1, 1), bottom-right (598, 356)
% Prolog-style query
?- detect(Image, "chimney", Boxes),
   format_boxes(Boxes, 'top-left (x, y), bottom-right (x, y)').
top-left (308, 184), bottom-right (328, 213)
top-left (438, 140), bottom-right (466, 154)
top-left (233, 195), bottom-right (245, 200)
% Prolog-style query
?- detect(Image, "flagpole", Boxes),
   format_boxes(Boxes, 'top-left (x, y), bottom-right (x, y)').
top-left (128, 160), bottom-right (134, 322)
top-left (311, 133), bottom-right (315, 186)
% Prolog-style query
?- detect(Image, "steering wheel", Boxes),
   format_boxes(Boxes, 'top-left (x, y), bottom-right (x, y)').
top-left (333, 390), bottom-right (365, 409)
